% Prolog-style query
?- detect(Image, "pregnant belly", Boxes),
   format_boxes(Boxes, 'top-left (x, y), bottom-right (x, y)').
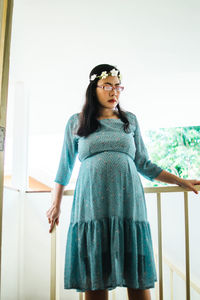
top-left (79, 151), bottom-right (136, 178)
top-left (73, 150), bottom-right (146, 222)
top-left (79, 151), bottom-right (138, 181)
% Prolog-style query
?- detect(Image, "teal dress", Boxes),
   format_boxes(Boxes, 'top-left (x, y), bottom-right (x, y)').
top-left (54, 111), bottom-right (163, 292)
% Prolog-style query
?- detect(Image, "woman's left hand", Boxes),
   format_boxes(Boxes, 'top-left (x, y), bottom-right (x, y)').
top-left (177, 179), bottom-right (200, 194)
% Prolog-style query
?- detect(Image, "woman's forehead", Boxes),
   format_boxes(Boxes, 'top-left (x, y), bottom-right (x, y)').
top-left (98, 76), bottom-right (120, 85)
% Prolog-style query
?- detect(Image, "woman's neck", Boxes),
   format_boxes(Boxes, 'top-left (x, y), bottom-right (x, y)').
top-left (97, 110), bottom-right (119, 119)
top-left (97, 111), bottom-right (119, 120)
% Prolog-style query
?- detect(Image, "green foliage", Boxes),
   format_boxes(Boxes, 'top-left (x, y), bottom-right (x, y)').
top-left (142, 126), bottom-right (200, 187)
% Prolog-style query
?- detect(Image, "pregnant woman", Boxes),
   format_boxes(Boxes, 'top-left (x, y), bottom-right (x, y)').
top-left (46, 64), bottom-right (200, 300)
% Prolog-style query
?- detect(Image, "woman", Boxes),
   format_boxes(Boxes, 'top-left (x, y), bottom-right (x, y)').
top-left (46, 64), bottom-right (200, 300)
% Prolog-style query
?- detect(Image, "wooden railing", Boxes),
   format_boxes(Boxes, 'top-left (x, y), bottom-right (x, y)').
top-left (50, 185), bottom-right (200, 300)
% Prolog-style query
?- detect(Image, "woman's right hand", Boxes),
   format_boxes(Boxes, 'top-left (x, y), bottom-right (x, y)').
top-left (46, 204), bottom-right (61, 233)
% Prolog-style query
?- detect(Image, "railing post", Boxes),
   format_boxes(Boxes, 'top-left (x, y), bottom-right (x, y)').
top-left (50, 192), bottom-right (60, 300)
top-left (80, 292), bottom-right (84, 299)
top-left (157, 192), bottom-right (163, 300)
top-left (154, 253), bottom-right (159, 300)
top-left (184, 191), bottom-right (190, 300)
top-left (170, 268), bottom-right (173, 300)
top-left (50, 223), bottom-right (56, 300)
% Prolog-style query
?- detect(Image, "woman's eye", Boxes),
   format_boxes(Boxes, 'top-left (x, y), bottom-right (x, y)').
top-left (104, 86), bottom-right (112, 90)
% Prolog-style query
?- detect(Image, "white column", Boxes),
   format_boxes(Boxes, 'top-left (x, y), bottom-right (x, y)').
top-left (11, 81), bottom-right (30, 300)
top-left (11, 81), bottom-right (29, 190)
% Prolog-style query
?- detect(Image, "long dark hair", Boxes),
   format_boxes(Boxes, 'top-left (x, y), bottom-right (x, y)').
top-left (76, 64), bottom-right (130, 137)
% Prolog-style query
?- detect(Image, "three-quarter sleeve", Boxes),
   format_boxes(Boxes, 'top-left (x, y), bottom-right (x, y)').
top-left (133, 114), bottom-right (163, 181)
top-left (54, 113), bottom-right (79, 186)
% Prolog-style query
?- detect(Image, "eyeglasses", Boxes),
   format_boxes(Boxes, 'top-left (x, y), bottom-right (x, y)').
top-left (97, 85), bottom-right (124, 92)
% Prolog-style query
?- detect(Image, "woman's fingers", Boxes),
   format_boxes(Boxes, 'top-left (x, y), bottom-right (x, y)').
top-left (49, 219), bottom-right (55, 233)
top-left (190, 185), bottom-right (198, 194)
top-left (46, 205), bottom-right (61, 233)
top-left (49, 218), bottom-right (58, 232)
top-left (188, 180), bottom-right (200, 194)
top-left (183, 180), bottom-right (199, 194)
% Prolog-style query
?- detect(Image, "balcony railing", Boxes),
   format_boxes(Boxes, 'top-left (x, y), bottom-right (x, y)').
top-left (2, 184), bottom-right (200, 300)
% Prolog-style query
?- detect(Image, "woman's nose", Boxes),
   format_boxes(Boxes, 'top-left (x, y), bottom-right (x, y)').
top-left (111, 87), bottom-right (117, 95)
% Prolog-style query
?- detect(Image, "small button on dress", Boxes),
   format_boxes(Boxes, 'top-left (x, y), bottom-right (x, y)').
top-left (54, 110), bottom-right (163, 292)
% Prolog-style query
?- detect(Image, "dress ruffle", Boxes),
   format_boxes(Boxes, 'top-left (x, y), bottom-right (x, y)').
top-left (64, 216), bottom-right (157, 292)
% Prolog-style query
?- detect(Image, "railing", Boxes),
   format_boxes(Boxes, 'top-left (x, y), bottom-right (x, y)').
top-left (3, 184), bottom-right (200, 299)
top-left (144, 185), bottom-right (200, 300)
top-left (154, 251), bottom-right (200, 300)
top-left (50, 185), bottom-right (200, 300)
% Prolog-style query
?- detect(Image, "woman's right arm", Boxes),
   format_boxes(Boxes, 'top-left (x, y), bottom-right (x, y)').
top-left (52, 182), bottom-right (65, 208)
top-left (47, 113), bottom-right (78, 233)
top-left (46, 183), bottom-right (65, 233)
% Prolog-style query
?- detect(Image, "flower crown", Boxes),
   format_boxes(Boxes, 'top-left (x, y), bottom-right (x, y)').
top-left (90, 68), bottom-right (122, 81)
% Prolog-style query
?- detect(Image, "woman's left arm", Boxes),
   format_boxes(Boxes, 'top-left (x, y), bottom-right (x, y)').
top-left (154, 170), bottom-right (200, 195)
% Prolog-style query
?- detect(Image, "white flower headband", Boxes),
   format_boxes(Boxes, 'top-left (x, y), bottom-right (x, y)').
top-left (90, 68), bottom-right (122, 81)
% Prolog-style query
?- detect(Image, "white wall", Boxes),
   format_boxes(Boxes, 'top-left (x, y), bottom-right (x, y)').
top-left (5, 0), bottom-right (200, 186)
top-left (1, 189), bottom-right (19, 300)
top-left (8, 0), bottom-right (200, 135)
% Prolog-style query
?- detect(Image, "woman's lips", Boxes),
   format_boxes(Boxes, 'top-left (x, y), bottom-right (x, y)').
top-left (108, 99), bottom-right (116, 103)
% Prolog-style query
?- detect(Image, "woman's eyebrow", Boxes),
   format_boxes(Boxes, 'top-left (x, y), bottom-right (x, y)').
top-left (103, 82), bottom-right (120, 85)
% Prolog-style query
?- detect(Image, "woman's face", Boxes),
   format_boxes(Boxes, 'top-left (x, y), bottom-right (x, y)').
top-left (95, 75), bottom-right (121, 110)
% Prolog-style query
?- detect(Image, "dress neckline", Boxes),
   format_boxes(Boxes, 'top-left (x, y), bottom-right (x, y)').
top-left (97, 114), bottom-right (121, 121)
top-left (98, 118), bottom-right (121, 121)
